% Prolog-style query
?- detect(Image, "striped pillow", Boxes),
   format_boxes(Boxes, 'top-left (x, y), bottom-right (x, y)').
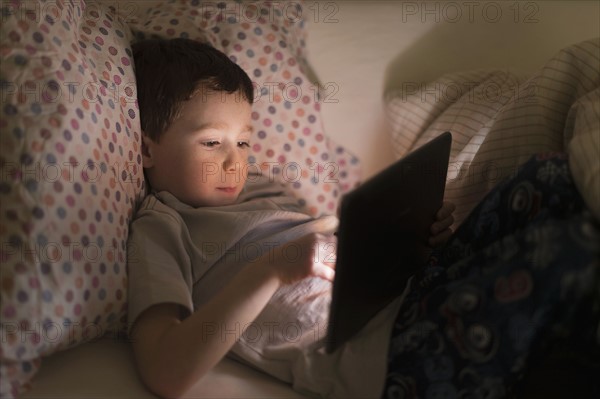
top-left (385, 38), bottom-right (600, 226)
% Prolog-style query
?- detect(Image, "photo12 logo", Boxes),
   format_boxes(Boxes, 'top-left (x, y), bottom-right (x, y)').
top-left (398, 80), bottom-right (537, 105)
top-left (1, 79), bottom-right (137, 107)
top-left (400, 1), bottom-right (540, 24)
top-left (1, 161), bottom-right (139, 185)
top-left (199, 320), bottom-right (328, 344)
top-left (0, 320), bottom-right (118, 346)
top-left (0, 1), bottom-right (139, 23)
top-left (191, 161), bottom-right (340, 185)
top-left (198, 1), bottom-right (340, 24)
top-left (1, 239), bottom-right (126, 265)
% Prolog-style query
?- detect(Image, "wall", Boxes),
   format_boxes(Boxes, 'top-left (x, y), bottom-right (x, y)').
top-left (305, 0), bottom-right (600, 177)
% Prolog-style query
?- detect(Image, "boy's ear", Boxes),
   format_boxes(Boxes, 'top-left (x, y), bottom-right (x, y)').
top-left (141, 132), bottom-right (155, 168)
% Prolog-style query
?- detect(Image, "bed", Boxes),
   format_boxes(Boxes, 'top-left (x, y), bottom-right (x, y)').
top-left (2, 1), bottom-right (599, 398)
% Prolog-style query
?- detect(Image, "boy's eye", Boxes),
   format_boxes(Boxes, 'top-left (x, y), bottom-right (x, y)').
top-left (202, 141), bottom-right (220, 147)
top-left (238, 141), bottom-right (250, 148)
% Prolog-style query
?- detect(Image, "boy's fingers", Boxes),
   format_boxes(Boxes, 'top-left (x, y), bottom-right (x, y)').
top-left (445, 201), bottom-right (456, 212)
top-left (437, 201), bottom-right (456, 220)
top-left (431, 214), bottom-right (454, 234)
top-left (322, 256), bottom-right (336, 268)
top-left (429, 227), bottom-right (453, 248)
top-left (313, 263), bottom-right (335, 282)
top-left (316, 235), bottom-right (337, 268)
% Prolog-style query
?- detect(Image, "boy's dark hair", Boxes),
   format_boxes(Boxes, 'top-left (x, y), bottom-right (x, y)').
top-left (132, 38), bottom-right (254, 142)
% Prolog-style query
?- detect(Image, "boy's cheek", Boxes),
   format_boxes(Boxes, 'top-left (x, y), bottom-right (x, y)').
top-left (196, 162), bottom-right (219, 182)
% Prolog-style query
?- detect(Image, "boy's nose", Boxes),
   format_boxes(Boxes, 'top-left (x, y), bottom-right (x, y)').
top-left (222, 148), bottom-right (241, 172)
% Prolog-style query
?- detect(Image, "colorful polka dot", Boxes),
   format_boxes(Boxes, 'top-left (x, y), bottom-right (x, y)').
top-left (1, 0), bottom-right (146, 392)
top-left (1, 2), bottom-right (363, 395)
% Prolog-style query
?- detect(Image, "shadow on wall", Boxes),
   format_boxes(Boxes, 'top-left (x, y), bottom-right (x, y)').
top-left (383, 0), bottom-right (600, 92)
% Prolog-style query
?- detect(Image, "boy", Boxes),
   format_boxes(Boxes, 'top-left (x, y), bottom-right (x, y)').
top-left (127, 38), bottom-right (455, 398)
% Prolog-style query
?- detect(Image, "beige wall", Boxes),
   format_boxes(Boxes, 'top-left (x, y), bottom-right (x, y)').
top-left (305, 1), bottom-right (600, 176)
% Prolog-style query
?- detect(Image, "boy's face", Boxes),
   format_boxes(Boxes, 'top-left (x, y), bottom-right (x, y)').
top-left (142, 90), bottom-right (253, 207)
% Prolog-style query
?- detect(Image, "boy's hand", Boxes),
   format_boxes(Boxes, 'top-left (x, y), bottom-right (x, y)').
top-left (429, 201), bottom-right (455, 248)
top-left (265, 233), bottom-right (336, 285)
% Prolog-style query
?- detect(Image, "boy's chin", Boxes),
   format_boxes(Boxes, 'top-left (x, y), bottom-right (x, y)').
top-left (212, 197), bottom-right (240, 207)
top-left (191, 194), bottom-right (241, 208)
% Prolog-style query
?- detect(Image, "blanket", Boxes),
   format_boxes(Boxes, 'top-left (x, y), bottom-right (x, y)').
top-left (382, 154), bottom-right (600, 398)
top-left (381, 38), bottom-right (600, 398)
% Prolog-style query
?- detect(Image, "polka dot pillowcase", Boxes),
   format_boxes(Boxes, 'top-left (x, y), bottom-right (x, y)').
top-left (0, 0), bottom-right (361, 396)
top-left (0, 0), bottom-right (143, 396)
top-left (128, 0), bottom-right (362, 216)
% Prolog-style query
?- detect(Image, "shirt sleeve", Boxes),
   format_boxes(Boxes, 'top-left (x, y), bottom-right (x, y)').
top-left (126, 198), bottom-right (194, 335)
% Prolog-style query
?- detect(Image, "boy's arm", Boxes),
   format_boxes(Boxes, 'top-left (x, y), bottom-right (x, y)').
top-left (130, 259), bottom-right (279, 398)
top-left (130, 234), bottom-right (334, 398)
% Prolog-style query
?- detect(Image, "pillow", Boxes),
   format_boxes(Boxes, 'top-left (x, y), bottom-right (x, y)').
top-left (385, 38), bottom-right (600, 227)
top-left (0, 1), bottom-right (143, 396)
top-left (126, 0), bottom-right (362, 216)
top-left (565, 87), bottom-right (600, 222)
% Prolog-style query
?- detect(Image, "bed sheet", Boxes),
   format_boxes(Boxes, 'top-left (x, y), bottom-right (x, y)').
top-left (21, 336), bottom-right (308, 399)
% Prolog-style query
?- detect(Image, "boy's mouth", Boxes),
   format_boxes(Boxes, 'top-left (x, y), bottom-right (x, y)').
top-left (216, 187), bottom-right (238, 194)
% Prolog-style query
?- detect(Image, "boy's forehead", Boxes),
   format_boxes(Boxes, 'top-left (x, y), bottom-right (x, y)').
top-left (193, 121), bottom-right (254, 133)
top-left (172, 93), bottom-right (253, 133)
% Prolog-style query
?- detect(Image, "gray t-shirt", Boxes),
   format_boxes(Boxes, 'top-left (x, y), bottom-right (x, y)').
top-left (127, 174), bottom-right (400, 398)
